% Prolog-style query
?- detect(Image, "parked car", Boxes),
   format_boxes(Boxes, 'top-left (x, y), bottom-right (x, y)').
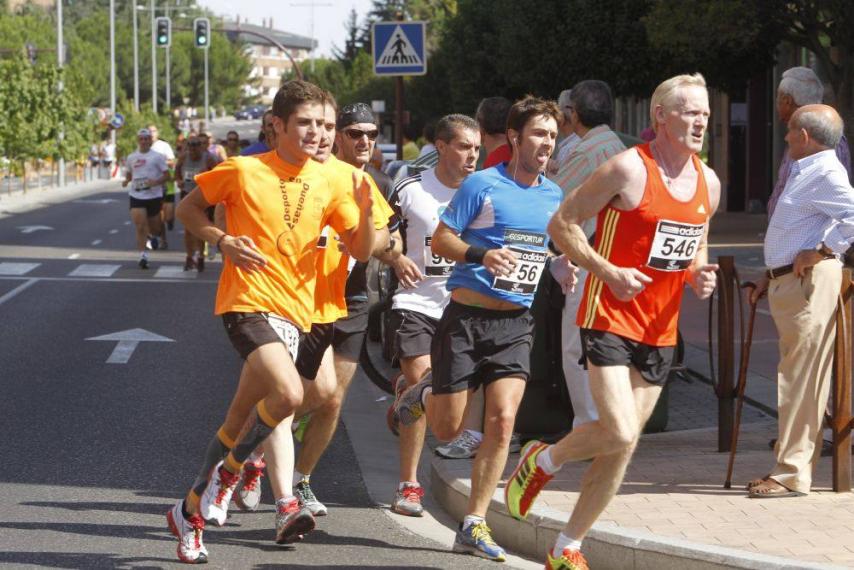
top-left (234, 105), bottom-right (265, 120)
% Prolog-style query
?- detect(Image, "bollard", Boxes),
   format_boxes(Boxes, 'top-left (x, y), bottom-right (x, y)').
top-left (717, 256), bottom-right (736, 452)
top-left (832, 269), bottom-right (853, 492)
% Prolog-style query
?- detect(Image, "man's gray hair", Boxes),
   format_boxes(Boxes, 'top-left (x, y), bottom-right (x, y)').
top-left (570, 80), bottom-right (613, 129)
top-left (779, 67), bottom-right (824, 106)
top-left (435, 113), bottom-right (479, 143)
top-left (795, 108), bottom-right (843, 149)
top-left (557, 89), bottom-right (573, 110)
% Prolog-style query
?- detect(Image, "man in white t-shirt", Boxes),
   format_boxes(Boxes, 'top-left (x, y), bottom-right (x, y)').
top-left (122, 128), bottom-right (170, 269)
top-left (383, 114), bottom-right (481, 516)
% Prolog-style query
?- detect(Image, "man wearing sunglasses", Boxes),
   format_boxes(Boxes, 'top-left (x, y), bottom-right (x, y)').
top-left (175, 133), bottom-right (218, 271)
top-left (224, 130), bottom-right (241, 158)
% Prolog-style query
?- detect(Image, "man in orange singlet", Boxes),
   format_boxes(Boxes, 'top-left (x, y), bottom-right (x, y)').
top-left (504, 73), bottom-right (721, 570)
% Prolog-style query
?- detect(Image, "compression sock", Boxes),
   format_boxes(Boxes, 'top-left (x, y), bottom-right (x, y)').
top-left (189, 426), bottom-right (235, 498)
top-left (222, 400), bottom-right (280, 475)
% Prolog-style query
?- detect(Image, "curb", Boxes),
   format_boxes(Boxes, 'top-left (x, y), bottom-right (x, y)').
top-left (431, 456), bottom-right (843, 570)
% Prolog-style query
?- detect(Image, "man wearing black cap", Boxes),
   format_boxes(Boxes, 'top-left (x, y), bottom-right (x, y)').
top-left (288, 102), bottom-right (403, 516)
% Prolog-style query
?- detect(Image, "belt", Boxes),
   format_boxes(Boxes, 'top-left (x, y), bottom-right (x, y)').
top-left (766, 254), bottom-right (836, 280)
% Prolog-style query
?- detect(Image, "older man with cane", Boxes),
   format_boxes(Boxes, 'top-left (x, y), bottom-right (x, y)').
top-left (748, 104), bottom-right (854, 498)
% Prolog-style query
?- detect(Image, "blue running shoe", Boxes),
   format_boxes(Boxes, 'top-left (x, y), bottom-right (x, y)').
top-left (452, 520), bottom-right (506, 562)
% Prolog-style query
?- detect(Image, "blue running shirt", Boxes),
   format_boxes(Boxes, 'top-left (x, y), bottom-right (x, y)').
top-left (440, 164), bottom-right (563, 308)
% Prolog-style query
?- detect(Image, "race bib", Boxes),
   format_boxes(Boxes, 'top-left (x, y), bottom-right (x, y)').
top-left (183, 168), bottom-right (199, 189)
top-left (132, 178), bottom-right (151, 191)
top-left (647, 219), bottom-right (704, 271)
top-left (492, 229), bottom-right (548, 295)
top-left (423, 236), bottom-right (454, 277)
top-left (264, 313), bottom-right (300, 362)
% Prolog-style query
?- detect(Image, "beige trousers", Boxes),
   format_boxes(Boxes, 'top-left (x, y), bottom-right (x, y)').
top-left (768, 258), bottom-right (842, 493)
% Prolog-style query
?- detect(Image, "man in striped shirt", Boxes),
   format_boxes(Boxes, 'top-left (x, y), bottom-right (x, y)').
top-left (748, 104), bottom-right (854, 498)
top-left (554, 80), bottom-right (626, 428)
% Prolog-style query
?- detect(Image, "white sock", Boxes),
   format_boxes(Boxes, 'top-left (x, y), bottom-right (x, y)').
top-left (294, 470), bottom-right (309, 484)
top-left (398, 481), bottom-right (419, 490)
top-left (140, 250), bottom-right (149, 259)
top-left (464, 429), bottom-right (483, 443)
top-left (552, 532), bottom-right (582, 557)
top-left (462, 514), bottom-right (484, 530)
top-left (536, 446), bottom-right (560, 475)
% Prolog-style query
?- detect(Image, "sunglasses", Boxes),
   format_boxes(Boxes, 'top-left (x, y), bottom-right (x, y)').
top-left (343, 128), bottom-right (379, 141)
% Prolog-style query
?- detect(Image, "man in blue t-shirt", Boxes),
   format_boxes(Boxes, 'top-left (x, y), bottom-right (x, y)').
top-left (390, 96), bottom-right (576, 562)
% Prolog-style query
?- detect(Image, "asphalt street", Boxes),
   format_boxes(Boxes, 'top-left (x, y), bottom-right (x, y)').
top-left (0, 184), bottom-right (510, 569)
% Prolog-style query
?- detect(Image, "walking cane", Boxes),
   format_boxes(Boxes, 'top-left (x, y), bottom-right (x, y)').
top-left (724, 282), bottom-right (758, 489)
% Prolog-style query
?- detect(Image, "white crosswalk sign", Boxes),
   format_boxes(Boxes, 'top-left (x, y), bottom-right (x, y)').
top-left (373, 21), bottom-right (427, 76)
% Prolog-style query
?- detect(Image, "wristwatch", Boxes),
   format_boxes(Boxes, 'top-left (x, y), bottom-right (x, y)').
top-left (384, 236), bottom-right (397, 253)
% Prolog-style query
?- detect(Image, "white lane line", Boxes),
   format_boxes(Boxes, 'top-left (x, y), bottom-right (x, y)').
top-left (0, 279), bottom-right (38, 306)
top-left (68, 253), bottom-right (80, 259)
top-left (0, 275), bottom-right (218, 284)
top-left (109, 229), bottom-right (119, 234)
top-left (0, 262), bottom-right (40, 276)
top-left (154, 265), bottom-right (198, 279)
top-left (124, 221), bottom-right (131, 226)
top-left (68, 264), bottom-right (121, 277)
top-left (91, 239), bottom-right (102, 246)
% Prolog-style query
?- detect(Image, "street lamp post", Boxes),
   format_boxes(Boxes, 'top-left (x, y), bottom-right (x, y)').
top-left (57, 0), bottom-right (65, 187)
top-left (133, 3), bottom-right (139, 112)
top-left (150, 0), bottom-right (157, 114)
top-left (110, 0), bottom-right (116, 147)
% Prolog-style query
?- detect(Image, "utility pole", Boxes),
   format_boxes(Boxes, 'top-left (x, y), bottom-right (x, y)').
top-left (289, 1), bottom-right (332, 73)
top-left (150, 0), bottom-right (157, 114)
top-left (57, 0), bottom-right (65, 187)
top-left (109, 0), bottom-right (116, 147)
top-left (132, 2), bottom-right (139, 111)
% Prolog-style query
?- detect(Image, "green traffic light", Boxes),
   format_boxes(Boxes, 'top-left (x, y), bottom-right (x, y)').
top-left (159, 35), bottom-right (167, 44)
top-left (199, 37), bottom-right (207, 45)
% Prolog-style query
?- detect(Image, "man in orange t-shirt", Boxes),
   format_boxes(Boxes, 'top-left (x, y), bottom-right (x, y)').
top-left (167, 80), bottom-right (376, 564)
top-left (246, 96), bottom-right (394, 538)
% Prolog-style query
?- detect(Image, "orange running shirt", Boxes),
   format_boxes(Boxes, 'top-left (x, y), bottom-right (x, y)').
top-left (311, 156), bottom-right (394, 324)
top-left (576, 143), bottom-right (710, 346)
top-left (196, 151), bottom-right (361, 331)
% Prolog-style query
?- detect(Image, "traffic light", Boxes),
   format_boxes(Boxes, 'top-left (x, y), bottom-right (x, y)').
top-left (194, 18), bottom-right (210, 49)
top-left (155, 17), bottom-right (171, 48)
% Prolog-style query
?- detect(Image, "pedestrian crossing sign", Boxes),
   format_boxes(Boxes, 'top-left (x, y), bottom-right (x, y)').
top-left (372, 21), bottom-right (427, 76)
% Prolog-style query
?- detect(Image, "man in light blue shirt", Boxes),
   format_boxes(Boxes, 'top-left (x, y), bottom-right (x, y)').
top-left (749, 104), bottom-right (854, 499)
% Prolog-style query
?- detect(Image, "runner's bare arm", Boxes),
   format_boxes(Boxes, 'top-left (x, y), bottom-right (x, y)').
top-left (431, 221), bottom-right (516, 277)
top-left (175, 157), bottom-right (185, 191)
top-left (375, 229), bottom-right (404, 264)
top-left (687, 164), bottom-right (722, 299)
top-left (337, 171), bottom-right (376, 263)
top-left (371, 226), bottom-right (391, 257)
top-left (547, 152), bottom-right (652, 301)
top-left (176, 189), bottom-right (266, 271)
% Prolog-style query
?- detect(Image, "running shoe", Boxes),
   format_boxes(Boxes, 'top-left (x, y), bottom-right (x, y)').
top-left (166, 501), bottom-right (208, 564)
top-left (391, 372), bottom-right (430, 429)
top-left (546, 548), bottom-right (590, 570)
top-left (294, 478), bottom-right (327, 516)
top-left (184, 255), bottom-right (196, 271)
top-left (436, 430), bottom-right (481, 459)
top-left (149, 235), bottom-right (159, 250)
top-left (138, 257), bottom-right (149, 270)
top-left (504, 440), bottom-right (553, 520)
top-left (200, 461), bottom-right (239, 526)
top-left (234, 458), bottom-right (265, 512)
top-left (391, 483), bottom-right (424, 517)
top-left (452, 520), bottom-right (506, 562)
top-left (196, 255), bottom-right (205, 273)
top-left (275, 498), bottom-right (316, 544)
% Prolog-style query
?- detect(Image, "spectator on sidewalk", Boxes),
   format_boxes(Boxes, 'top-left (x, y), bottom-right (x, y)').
top-left (402, 126), bottom-right (420, 161)
top-left (767, 67), bottom-right (851, 216)
top-left (547, 89), bottom-right (580, 177)
top-left (553, 80), bottom-right (627, 429)
top-left (748, 104), bottom-right (854, 498)
top-left (478, 96), bottom-right (513, 168)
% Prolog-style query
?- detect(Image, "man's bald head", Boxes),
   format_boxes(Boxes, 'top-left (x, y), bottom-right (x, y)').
top-left (791, 104), bottom-right (843, 150)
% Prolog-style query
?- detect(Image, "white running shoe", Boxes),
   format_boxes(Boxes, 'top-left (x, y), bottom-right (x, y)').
top-left (166, 501), bottom-right (208, 564)
top-left (435, 430), bottom-right (482, 459)
top-left (200, 461), bottom-right (239, 526)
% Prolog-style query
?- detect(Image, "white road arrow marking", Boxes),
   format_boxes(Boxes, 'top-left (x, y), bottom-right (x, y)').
top-left (86, 328), bottom-right (174, 364)
top-left (17, 225), bottom-right (53, 234)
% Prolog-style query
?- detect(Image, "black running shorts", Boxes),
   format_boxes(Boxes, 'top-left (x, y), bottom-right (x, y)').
top-left (129, 196), bottom-right (163, 217)
top-left (430, 301), bottom-right (534, 395)
top-left (579, 328), bottom-right (675, 385)
top-left (389, 309), bottom-right (438, 360)
top-left (295, 322), bottom-right (334, 380)
top-left (222, 312), bottom-right (301, 362)
top-left (332, 298), bottom-right (369, 361)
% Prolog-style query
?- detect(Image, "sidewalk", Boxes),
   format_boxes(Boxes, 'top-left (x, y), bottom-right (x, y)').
top-left (0, 178), bottom-right (123, 218)
top-left (412, 212), bottom-right (854, 569)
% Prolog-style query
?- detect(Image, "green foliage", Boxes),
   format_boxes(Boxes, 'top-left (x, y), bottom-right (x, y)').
top-left (113, 101), bottom-right (175, 158)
